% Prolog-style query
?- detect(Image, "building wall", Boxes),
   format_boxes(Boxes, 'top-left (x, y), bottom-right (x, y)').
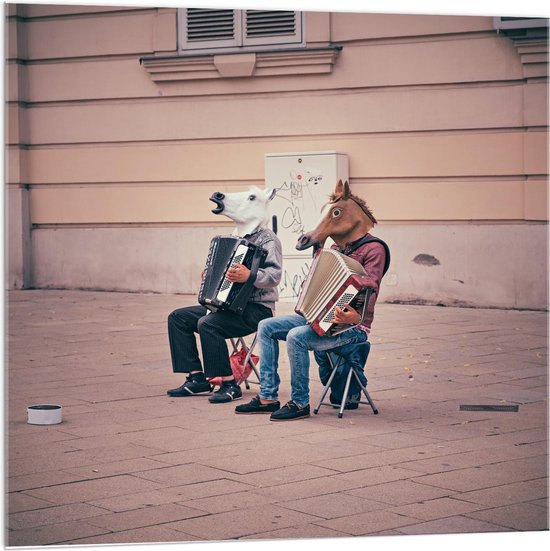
top-left (5, 4), bottom-right (549, 309)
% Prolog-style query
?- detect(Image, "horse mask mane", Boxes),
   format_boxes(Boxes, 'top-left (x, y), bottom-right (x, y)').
top-left (329, 181), bottom-right (377, 226)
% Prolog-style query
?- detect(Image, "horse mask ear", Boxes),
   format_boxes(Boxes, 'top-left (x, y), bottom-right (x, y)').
top-left (331, 180), bottom-right (351, 202)
top-left (342, 180), bottom-right (351, 199)
top-left (266, 188), bottom-right (276, 201)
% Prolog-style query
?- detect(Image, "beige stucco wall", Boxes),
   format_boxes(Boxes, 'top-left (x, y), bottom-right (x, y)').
top-left (5, 4), bottom-right (549, 308)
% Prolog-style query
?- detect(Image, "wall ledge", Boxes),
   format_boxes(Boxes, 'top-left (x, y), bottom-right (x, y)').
top-left (513, 38), bottom-right (548, 79)
top-left (140, 46), bottom-right (342, 82)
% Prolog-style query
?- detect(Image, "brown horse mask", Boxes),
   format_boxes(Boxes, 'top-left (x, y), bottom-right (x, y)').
top-left (296, 180), bottom-right (377, 251)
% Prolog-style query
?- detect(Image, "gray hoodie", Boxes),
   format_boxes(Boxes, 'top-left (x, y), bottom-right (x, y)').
top-left (244, 227), bottom-right (283, 312)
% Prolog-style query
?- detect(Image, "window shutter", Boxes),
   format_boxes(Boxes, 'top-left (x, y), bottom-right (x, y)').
top-left (244, 10), bottom-right (302, 46)
top-left (181, 8), bottom-right (240, 50)
top-left (179, 9), bottom-right (303, 52)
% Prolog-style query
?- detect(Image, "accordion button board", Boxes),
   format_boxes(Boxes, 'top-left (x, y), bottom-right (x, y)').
top-left (319, 286), bottom-right (358, 333)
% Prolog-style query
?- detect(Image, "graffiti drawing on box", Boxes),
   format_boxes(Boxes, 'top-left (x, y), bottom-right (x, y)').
top-left (278, 257), bottom-right (313, 301)
top-left (271, 166), bottom-right (327, 301)
top-left (266, 151), bottom-right (348, 301)
top-left (273, 166), bottom-right (324, 241)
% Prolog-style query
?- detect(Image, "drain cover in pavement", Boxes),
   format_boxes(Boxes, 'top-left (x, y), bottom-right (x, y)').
top-left (459, 404), bottom-right (519, 412)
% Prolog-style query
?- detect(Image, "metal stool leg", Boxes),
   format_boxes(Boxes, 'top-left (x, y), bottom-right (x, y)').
top-left (315, 349), bottom-right (378, 418)
top-left (337, 367), bottom-right (354, 418)
top-left (351, 369), bottom-right (378, 414)
top-left (229, 336), bottom-right (260, 389)
top-left (313, 354), bottom-right (341, 414)
top-left (241, 334), bottom-right (260, 387)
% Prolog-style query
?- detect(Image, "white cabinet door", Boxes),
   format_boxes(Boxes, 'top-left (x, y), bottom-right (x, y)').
top-left (265, 151), bottom-right (349, 302)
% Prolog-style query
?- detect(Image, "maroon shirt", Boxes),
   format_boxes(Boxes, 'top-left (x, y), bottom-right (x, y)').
top-left (331, 234), bottom-right (387, 333)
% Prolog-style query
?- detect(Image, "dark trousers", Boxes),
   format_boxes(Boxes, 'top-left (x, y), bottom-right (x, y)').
top-left (168, 303), bottom-right (272, 378)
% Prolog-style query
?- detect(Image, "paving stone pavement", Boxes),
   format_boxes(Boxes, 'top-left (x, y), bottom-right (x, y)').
top-left (4, 290), bottom-right (549, 547)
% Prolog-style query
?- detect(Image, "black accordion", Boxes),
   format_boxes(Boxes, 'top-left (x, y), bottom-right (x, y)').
top-left (198, 236), bottom-right (267, 314)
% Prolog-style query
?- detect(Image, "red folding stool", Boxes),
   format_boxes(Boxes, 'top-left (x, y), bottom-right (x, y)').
top-left (229, 334), bottom-right (260, 390)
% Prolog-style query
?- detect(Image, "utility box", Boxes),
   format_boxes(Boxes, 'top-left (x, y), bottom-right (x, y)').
top-left (265, 151), bottom-right (349, 302)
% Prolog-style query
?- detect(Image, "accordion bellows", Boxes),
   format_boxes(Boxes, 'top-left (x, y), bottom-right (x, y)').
top-left (295, 248), bottom-right (376, 336)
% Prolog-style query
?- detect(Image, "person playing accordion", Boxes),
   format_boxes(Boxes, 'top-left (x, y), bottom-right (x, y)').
top-left (236, 180), bottom-right (389, 420)
top-left (167, 187), bottom-right (282, 404)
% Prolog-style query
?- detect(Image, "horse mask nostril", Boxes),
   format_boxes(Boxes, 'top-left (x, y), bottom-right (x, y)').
top-left (210, 192), bottom-right (225, 214)
top-left (296, 235), bottom-right (311, 250)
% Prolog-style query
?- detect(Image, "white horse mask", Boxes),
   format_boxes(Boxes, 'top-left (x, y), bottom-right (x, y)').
top-left (209, 186), bottom-right (276, 237)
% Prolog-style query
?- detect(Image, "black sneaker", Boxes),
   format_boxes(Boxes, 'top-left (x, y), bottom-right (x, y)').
top-left (330, 392), bottom-right (360, 410)
top-left (345, 393), bottom-right (360, 410)
top-left (235, 395), bottom-right (280, 414)
top-left (208, 381), bottom-right (242, 403)
top-left (167, 374), bottom-right (212, 397)
top-left (270, 400), bottom-right (310, 421)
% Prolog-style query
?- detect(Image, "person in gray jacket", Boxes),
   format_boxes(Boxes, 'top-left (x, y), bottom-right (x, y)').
top-left (167, 188), bottom-right (282, 404)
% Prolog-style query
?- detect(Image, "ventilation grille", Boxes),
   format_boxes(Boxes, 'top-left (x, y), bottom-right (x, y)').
top-left (245, 10), bottom-right (296, 38)
top-left (187, 9), bottom-right (235, 42)
top-left (181, 8), bottom-right (302, 51)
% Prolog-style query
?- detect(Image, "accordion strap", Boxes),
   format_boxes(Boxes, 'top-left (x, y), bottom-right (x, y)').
top-left (247, 246), bottom-right (265, 285)
top-left (346, 235), bottom-right (391, 276)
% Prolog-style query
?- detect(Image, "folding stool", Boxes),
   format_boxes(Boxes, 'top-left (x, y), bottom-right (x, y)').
top-left (229, 334), bottom-right (260, 389)
top-left (313, 343), bottom-right (378, 419)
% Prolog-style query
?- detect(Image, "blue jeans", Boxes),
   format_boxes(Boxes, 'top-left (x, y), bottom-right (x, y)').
top-left (257, 313), bottom-right (368, 407)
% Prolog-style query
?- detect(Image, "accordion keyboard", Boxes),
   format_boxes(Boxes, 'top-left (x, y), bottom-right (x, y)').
top-left (217, 245), bottom-right (248, 302)
top-left (322, 290), bottom-right (356, 324)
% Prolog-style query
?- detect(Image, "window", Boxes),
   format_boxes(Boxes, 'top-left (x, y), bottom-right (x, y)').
top-left (179, 8), bottom-right (304, 53)
top-left (141, 8), bottom-right (339, 82)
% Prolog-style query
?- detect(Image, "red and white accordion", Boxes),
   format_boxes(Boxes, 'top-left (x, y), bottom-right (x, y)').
top-left (198, 236), bottom-right (267, 315)
top-left (295, 248), bottom-right (376, 336)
